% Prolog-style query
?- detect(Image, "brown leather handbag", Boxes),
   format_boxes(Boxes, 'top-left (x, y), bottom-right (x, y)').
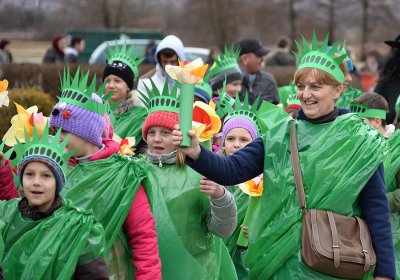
top-left (289, 121), bottom-right (376, 279)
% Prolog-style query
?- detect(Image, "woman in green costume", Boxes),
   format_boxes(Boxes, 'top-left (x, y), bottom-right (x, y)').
top-left (351, 92), bottom-right (400, 279)
top-left (139, 79), bottom-right (238, 280)
top-left (103, 42), bottom-right (148, 152)
top-left (0, 126), bottom-right (108, 279)
top-left (172, 33), bottom-right (395, 279)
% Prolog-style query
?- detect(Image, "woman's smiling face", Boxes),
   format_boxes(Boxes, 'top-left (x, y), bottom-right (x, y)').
top-left (296, 70), bottom-right (343, 119)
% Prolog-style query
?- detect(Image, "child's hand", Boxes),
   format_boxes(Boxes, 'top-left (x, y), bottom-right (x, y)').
top-left (0, 152), bottom-right (5, 168)
top-left (199, 177), bottom-right (225, 199)
top-left (241, 226), bottom-right (249, 238)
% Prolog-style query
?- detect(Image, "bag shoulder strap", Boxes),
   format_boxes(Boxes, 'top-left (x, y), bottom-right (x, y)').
top-left (290, 121), bottom-right (307, 210)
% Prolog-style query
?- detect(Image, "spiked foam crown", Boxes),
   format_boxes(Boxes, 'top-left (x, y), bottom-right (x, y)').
top-left (139, 79), bottom-right (180, 114)
top-left (208, 46), bottom-right (241, 79)
top-left (105, 41), bottom-right (144, 81)
top-left (216, 91), bottom-right (261, 133)
top-left (60, 67), bottom-right (107, 115)
top-left (294, 32), bottom-right (347, 83)
top-left (14, 123), bottom-right (75, 175)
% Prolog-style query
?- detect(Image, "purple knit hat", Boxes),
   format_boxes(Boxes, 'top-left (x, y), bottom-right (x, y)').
top-left (50, 99), bottom-right (105, 147)
top-left (221, 117), bottom-right (258, 146)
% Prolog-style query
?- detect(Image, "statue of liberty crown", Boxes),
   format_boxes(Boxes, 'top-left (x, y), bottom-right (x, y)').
top-left (105, 41), bottom-right (144, 81)
top-left (60, 67), bottom-right (107, 115)
top-left (139, 79), bottom-right (180, 114)
top-left (350, 101), bottom-right (387, 120)
top-left (208, 45), bottom-right (241, 78)
top-left (14, 122), bottom-right (75, 174)
top-left (286, 82), bottom-right (300, 106)
top-left (216, 90), bottom-right (261, 133)
top-left (294, 32), bottom-right (348, 83)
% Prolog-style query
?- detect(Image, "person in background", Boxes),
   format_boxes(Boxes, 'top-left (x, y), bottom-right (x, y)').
top-left (144, 41), bottom-right (157, 64)
top-left (64, 36), bottom-right (85, 63)
top-left (208, 46), bottom-right (243, 98)
top-left (0, 40), bottom-right (12, 64)
top-left (235, 37), bottom-right (279, 106)
top-left (265, 36), bottom-right (295, 66)
top-left (375, 33), bottom-right (400, 124)
top-left (42, 33), bottom-right (68, 64)
top-left (138, 35), bottom-right (186, 94)
top-left (103, 42), bottom-right (148, 151)
top-left (351, 92), bottom-right (400, 279)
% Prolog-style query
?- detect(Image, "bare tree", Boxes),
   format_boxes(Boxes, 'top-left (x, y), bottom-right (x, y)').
top-left (361, 0), bottom-right (369, 59)
top-left (288, 0), bottom-right (296, 41)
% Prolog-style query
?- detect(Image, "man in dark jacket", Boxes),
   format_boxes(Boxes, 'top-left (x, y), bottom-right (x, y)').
top-left (235, 37), bottom-right (279, 105)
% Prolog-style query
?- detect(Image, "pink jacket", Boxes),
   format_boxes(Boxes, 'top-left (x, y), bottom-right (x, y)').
top-left (0, 138), bottom-right (161, 280)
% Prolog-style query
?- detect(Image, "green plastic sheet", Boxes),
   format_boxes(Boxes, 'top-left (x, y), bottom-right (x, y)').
top-left (62, 154), bottom-right (147, 279)
top-left (144, 162), bottom-right (237, 280)
top-left (1, 198), bottom-right (105, 279)
top-left (384, 129), bottom-right (400, 280)
top-left (245, 114), bottom-right (387, 279)
top-left (113, 106), bottom-right (148, 145)
top-left (336, 86), bottom-right (363, 110)
top-left (224, 186), bottom-right (250, 279)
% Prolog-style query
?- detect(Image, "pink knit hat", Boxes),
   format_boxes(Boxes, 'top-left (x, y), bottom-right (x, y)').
top-left (221, 117), bottom-right (258, 145)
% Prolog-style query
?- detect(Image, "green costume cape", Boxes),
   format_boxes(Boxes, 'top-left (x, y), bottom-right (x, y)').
top-left (224, 186), bottom-right (250, 279)
top-left (144, 162), bottom-right (237, 280)
top-left (62, 154), bottom-right (147, 279)
top-left (335, 86), bottom-right (363, 110)
top-left (384, 129), bottom-right (400, 280)
top-left (113, 106), bottom-right (148, 145)
top-left (245, 114), bottom-right (387, 279)
top-left (0, 198), bottom-right (105, 280)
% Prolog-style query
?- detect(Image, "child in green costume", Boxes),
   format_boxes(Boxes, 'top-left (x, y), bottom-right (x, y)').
top-left (351, 92), bottom-right (400, 279)
top-left (219, 98), bottom-right (261, 279)
top-left (0, 68), bottom-right (161, 279)
top-left (0, 126), bottom-right (108, 279)
top-left (139, 79), bottom-right (238, 280)
top-left (103, 42), bottom-right (148, 152)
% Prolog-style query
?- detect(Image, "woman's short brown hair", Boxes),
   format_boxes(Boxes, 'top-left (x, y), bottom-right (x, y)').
top-left (293, 55), bottom-right (349, 86)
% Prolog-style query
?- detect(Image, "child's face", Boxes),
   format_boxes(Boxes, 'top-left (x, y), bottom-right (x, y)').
top-left (59, 131), bottom-right (92, 157)
top-left (104, 74), bottom-right (130, 104)
top-left (225, 80), bottom-right (242, 98)
top-left (22, 161), bottom-right (56, 212)
top-left (223, 128), bottom-right (253, 156)
top-left (146, 126), bottom-right (176, 156)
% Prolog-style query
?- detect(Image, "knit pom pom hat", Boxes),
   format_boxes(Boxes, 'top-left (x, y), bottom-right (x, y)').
top-left (221, 117), bottom-right (258, 146)
top-left (142, 111), bottom-right (179, 141)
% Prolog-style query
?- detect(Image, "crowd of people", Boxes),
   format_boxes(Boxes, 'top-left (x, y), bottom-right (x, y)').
top-left (0, 31), bottom-right (399, 280)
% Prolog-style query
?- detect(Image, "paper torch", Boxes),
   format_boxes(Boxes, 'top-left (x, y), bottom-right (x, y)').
top-left (236, 176), bottom-right (263, 247)
top-left (165, 58), bottom-right (208, 147)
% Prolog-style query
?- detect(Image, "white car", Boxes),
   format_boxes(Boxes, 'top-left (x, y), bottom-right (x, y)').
top-left (88, 39), bottom-right (210, 65)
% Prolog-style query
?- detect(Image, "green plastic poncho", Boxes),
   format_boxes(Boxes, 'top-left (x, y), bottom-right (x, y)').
top-left (384, 129), bottom-right (400, 280)
top-left (0, 198), bottom-right (105, 280)
top-left (0, 220), bottom-right (4, 262)
top-left (113, 106), bottom-right (148, 145)
top-left (62, 154), bottom-right (147, 279)
top-left (224, 186), bottom-right (250, 279)
top-left (144, 162), bottom-right (237, 280)
top-left (245, 114), bottom-right (387, 279)
top-left (336, 86), bottom-right (363, 110)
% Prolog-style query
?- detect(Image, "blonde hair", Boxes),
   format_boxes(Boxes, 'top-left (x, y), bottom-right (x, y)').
top-left (176, 151), bottom-right (185, 166)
